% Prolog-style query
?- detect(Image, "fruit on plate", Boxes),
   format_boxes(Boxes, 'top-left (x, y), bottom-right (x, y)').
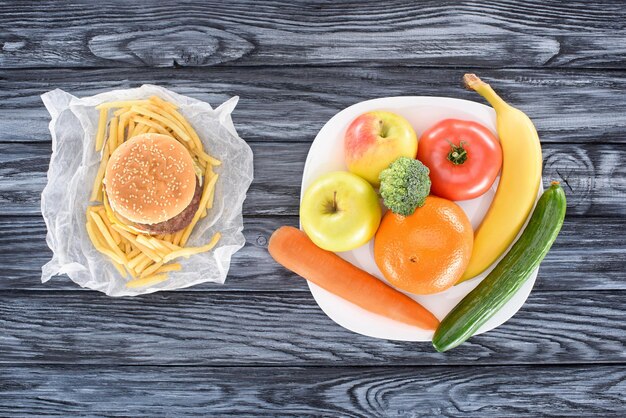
top-left (269, 226), bottom-right (440, 330)
top-left (300, 171), bottom-right (381, 252)
top-left (379, 157), bottom-right (431, 216)
top-left (433, 182), bottom-right (566, 352)
top-left (344, 111), bottom-right (418, 186)
top-left (458, 74), bottom-right (543, 283)
top-left (417, 118), bottom-right (502, 201)
top-left (374, 196), bottom-right (473, 295)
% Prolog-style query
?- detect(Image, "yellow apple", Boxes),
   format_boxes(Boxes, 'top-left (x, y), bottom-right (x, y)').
top-left (344, 111), bottom-right (418, 186)
top-left (300, 171), bottom-right (381, 252)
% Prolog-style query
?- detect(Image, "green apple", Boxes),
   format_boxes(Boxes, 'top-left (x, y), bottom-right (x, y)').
top-left (300, 171), bottom-right (382, 252)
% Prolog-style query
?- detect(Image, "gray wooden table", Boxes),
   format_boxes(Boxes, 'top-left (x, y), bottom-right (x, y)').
top-left (1, 1), bottom-right (625, 416)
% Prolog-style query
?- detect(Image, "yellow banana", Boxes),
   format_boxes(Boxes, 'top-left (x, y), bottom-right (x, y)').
top-left (458, 74), bottom-right (542, 283)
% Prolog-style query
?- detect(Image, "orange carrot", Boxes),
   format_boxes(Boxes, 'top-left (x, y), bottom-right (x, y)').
top-left (268, 226), bottom-right (439, 331)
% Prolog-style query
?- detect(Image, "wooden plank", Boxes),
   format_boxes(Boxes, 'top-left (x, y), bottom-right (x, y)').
top-left (1, 67), bottom-right (625, 144)
top-left (1, 215), bottom-right (624, 292)
top-left (0, 365), bottom-right (624, 416)
top-left (0, 142), bottom-right (624, 217)
top-left (0, 290), bottom-right (624, 365)
top-left (0, 1), bottom-right (625, 69)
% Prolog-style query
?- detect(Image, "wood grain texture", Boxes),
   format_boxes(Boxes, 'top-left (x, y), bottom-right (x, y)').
top-left (0, 142), bottom-right (624, 217)
top-left (0, 290), bottom-right (624, 366)
top-left (0, 0), bottom-right (625, 69)
top-left (1, 365), bottom-right (624, 417)
top-left (1, 215), bottom-right (624, 292)
top-left (1, 2), bottom-right (624, 415)
top-left (1, 67), bottom-right (625, 144)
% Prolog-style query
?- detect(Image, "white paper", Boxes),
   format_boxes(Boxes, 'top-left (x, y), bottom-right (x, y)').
top-left (40, 85), bottom-right (254, 296)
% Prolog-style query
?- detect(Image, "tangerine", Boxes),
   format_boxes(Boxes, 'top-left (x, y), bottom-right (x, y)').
top-left (374, 196), bottom-right (473, 295)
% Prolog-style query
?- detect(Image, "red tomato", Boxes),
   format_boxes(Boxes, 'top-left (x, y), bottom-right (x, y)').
top-left (417, 119), bottom-right (502, 201)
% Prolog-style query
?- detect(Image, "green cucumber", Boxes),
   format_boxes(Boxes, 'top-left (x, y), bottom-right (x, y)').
top-left (432, 182), bottom-right (566, 352)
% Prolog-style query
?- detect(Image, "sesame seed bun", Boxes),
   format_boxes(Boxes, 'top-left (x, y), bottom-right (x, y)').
top-left (104, 134), bottom-right (196, 225)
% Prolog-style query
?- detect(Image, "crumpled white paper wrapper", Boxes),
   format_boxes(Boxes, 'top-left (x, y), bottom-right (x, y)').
top-left (40, 84), bottom-right (254, 296)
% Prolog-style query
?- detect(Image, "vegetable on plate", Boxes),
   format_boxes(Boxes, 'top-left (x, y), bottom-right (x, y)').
top-left (378, 156), bottom-right (431, 216)
top-left (416, 118), bottom-right (502, 201)
top-left (269, 226), bottom-right (440, 331)
top-left (432, 181), bottom-right (566, 352)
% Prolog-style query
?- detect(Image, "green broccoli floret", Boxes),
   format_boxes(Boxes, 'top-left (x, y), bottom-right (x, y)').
top-left (379, 157), bottom-right (431, 216)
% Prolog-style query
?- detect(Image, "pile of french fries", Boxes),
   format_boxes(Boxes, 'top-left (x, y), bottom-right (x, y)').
top-left (86, 96), bottom-right (221, 289)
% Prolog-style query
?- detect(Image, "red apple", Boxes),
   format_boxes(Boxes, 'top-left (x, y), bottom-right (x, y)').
top-left (344, 111), bottom-right (418, 186)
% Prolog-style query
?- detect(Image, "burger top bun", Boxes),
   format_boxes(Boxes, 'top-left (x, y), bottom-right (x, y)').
top-left (104, 133), bottom-right (196, 225)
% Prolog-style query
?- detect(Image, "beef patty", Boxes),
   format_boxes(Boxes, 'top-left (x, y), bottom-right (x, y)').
top-left (135, 179), bottom-right (202, 234)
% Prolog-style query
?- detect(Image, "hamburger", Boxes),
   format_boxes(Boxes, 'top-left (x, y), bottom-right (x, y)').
top-left (104, 133), bottom-right (202, 234)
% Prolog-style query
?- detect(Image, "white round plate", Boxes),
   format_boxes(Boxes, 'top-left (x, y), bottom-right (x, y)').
top-left (301, 96), bottom-right (543, 342)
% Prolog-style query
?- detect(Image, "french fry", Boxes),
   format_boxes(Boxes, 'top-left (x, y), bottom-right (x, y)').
top-left (126, 274), bottom-right (168, 289)
top-left (134, 256), bottom-right (154, 274)
top-left (127, 252), bottom-right (149, 270)
top-left (136, 236), bottom-right (169, 259)
top-left (145, 103), bottom-right (188, 137)
top-left (195, 157), bottom-right (208, 171)
top-left (172, 229), bottom-right (184, 246)
top-left (137, 124), bottom-right (152, 136)
top-left (117, 112), bottom-right (130, 147)
top-left (85, 221), bottom-right (125, 266)
top-left (129, 122), bottom-right (143, 138)
top-left (206, 180), bottom-right (217, 210)
top-left (95, 109), bottom-right (108, 151)
top-left (108, 117), bottom-right (119, 155)
top-left (126, 264), bottom-right (138, 279)
top-left (136, 235), bottom-right (157, 250)
top-left (111, 259), bottom-right (128, 278)
top-left (151, 99), bottom-right (203, 149)
top-left (127, 246), bottom-right (141, 259)
top-left (155, 263), bottom-right (182, 274)
top-left (89, 212), bottom-right (127, 263)
top-left (96, 100), bottom-right (150, 110)
top-left (149, 95), bottom-right (178, 110)
top-left (204, 165), bottom-right (216, 207)
top-left (127, 119), bottom-right (135, 141)
top-left (131, 106), bottom-right (192, 142)
top-left (159, 240), bottom-right (181, 251)
top-left (199, 166), bottom-right (214, 219)
top-left (89, 147), bottom-right (110, 202)
top-left (148, 237), bottom-right (171, 254)
top-left (140, 261), bottom-right (163, 278)
top-left (131, 115), bottom-right (171, 136)
top-left (194, 149), bottom-right (222, 166)
top-left (180, 173), bottom-right (219, 246)
top-left (129, 121), bottom-right (150, 139)
top-left (141, 261), bottom-right (182, 278)
top-left (112, 225), bottom-right (162, 262)
top-left (97, 207), bottom-right (121, 245)
top-left (113, 107), bottom-right (128, 117)
top-left (163, 233), bottom-right (221, 263)
top-left (206, 183), bottom-right (215, 210)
